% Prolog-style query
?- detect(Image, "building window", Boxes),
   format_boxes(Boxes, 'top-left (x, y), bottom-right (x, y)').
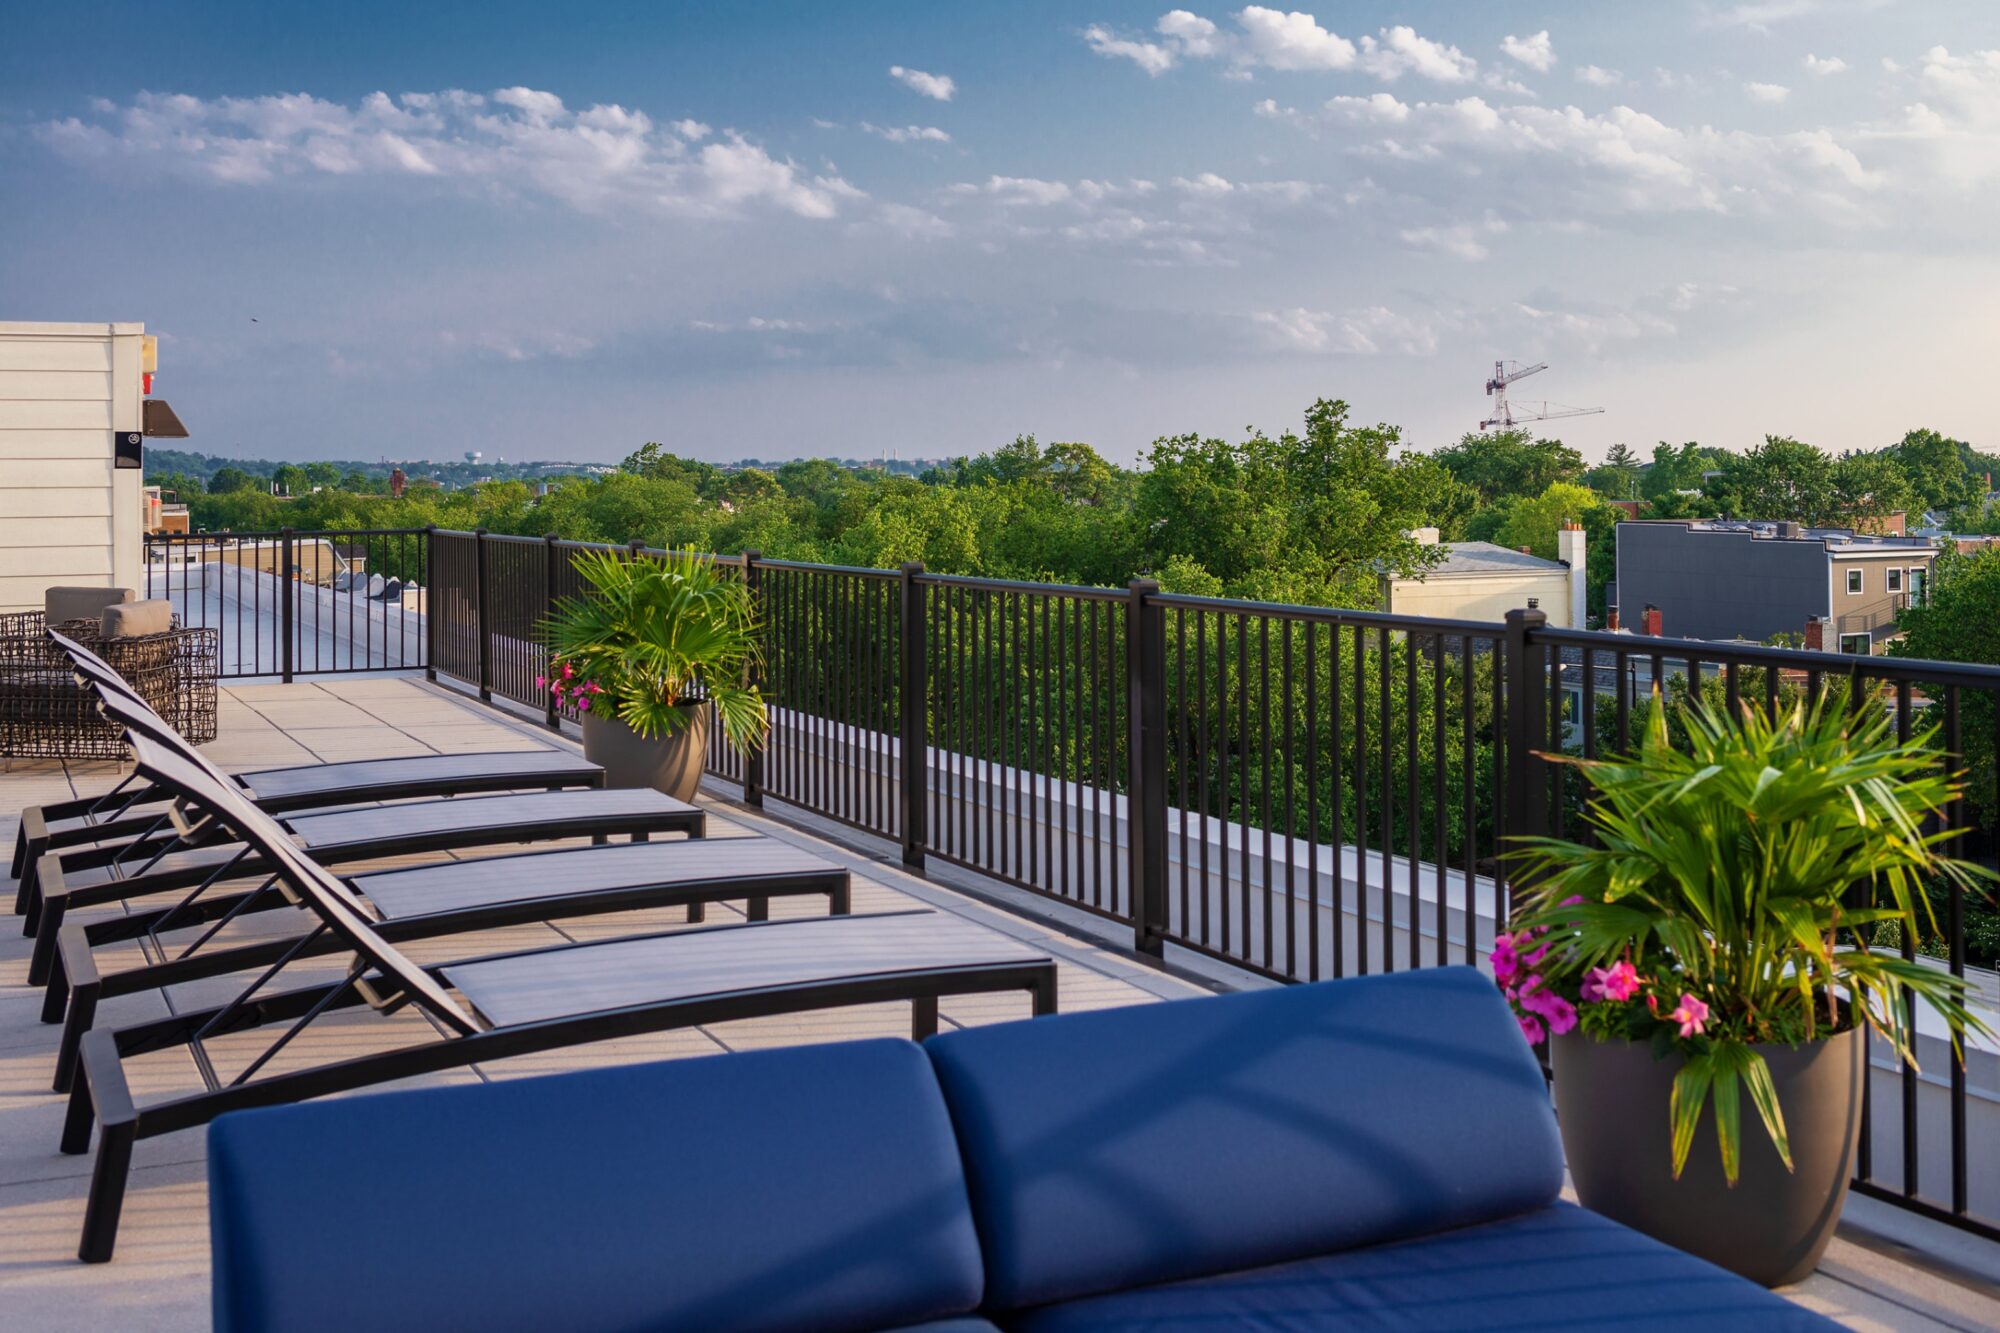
top-left (1838, 633), bottom-right (1872, 655)
top-left (1887, 568), bottom-right (1904, 594)
top-left (1846, 568), bottom-right (1863, 595)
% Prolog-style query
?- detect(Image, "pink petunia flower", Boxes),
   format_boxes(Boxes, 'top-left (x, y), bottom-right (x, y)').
top-left (1581, 960), bottom-right (1642, 1004)
top-left (1516, 1012), bottom-right (1546, 1045)
top-left (1491, 935), bottom-right (1520, 985)
top-left (1669, 993), bottom-right (1710, 1039)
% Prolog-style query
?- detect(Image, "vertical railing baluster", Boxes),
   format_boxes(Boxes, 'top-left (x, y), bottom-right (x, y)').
top-left (1127, 580), bottom-right (1167, 957)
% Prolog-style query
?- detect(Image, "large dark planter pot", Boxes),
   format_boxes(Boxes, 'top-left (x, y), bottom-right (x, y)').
top-left (581, 705), bottom-right (711, 802)
top-left (1552, 1024), bottom-right (1861, 1287)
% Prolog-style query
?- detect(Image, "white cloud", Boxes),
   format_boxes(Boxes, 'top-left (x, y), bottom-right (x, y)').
top-left (939, 169), bottom-right (1320, 267)
top-left (39, 88), bottom-right (859, 219)
top-left (1745, 81), bottom-right (1792, 103)
top-left (1802, 54), bottom-right (1849, 76)
top-left (1576, 65), bottom-right (1623, 88)
top-left (1359, 26), bottom-right (1478, 84)
top-left (1704, 0), bottom-right (1889, 31)
top-left (1082, 24), bottom-right (1181, 76)
top-left (888, 66), bottom-right (956, 101)
top-left (1500, 31), bottom-right (1556, 74)
top-left (1083, 10), bottom-right (1482, 83)
top-left (1398, 214), bottom-right (1507, 261)
top-left (1866, 46), bottom-right (2000, 188)
top-left (1253, 305), bottom-right (1443, 355)
top-left (1268, 92), bottom-right (1887, 224)
top-left (1233, 7), bottom-right (1358, 72)
top-left (1157, 10), bottom-right (1223, 58)
top-left (862, 123), bottom-right (952, 144)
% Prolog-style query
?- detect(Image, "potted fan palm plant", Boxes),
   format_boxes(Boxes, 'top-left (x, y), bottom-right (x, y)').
top-left (541, 549), bottom-right (767, 800)
top-left (1503, 696), bottom-right (1992, 1287)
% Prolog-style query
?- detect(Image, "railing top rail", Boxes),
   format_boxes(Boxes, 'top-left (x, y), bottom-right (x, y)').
top-left (1151, 590), bottom-right (1510, 636)
top-left (1536, 624), bottom-right (2000, 690)
top-left (757, 558), bottom-right (900, 580)
top-left (149, 527), bottom-right (433, 540)
top-left (917, 572), bottom-right (1130, 601)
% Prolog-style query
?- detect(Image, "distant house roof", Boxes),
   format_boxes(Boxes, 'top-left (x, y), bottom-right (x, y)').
top-left (1425, 542), bottom-right (1569, 576)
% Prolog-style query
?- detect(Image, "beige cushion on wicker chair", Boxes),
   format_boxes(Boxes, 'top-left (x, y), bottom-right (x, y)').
top-left (100, 600), bottom-right (175, 639)
top-left (45, 586), bottom-right (134, 625)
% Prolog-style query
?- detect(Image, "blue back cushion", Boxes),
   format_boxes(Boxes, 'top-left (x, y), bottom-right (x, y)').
top-left (924, 968), bottom-right (1562, 1310)
top-left (209, 1040), bottom-right (984, 1333)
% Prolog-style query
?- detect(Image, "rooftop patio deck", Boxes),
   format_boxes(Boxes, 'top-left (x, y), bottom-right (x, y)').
top-left (3, 674), bottom-right (1999, 1329)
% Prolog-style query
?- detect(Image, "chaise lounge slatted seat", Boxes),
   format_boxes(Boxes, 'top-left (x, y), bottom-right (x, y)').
top-left (62, 732), bottom-right (1059, 1264)
top-left (29, 784), bottom-right (706, 986)
top-left (13, 632), bottom-right (603, 923)
top-left (20, 637), bottom-right (705, 985)
top-left (14, 749), bottom-right (606, 915)
top-left (48, 837), bottom-right (853, 1093)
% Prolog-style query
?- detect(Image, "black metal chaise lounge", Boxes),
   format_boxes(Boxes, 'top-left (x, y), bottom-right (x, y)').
top-left (14, 750), bottom-right (604, 915)
top-left (13, 631), bottom-right (602, 922)
top-left (47, 836), bottom-right (853, 1093)
top-left (63, 733), bottom-right (1059, 1264)
top-left (22, 669), bottom-right (706, 986)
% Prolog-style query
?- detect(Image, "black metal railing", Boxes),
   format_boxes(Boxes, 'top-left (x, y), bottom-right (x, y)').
top-left (144, 529), bottom-right (429, 679)
top-left (164, 527), bottom-right (2000, 1242)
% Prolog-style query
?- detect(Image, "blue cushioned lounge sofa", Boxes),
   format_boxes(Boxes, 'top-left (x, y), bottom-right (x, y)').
top-left (207, 967), bottom-right (1835, 1331)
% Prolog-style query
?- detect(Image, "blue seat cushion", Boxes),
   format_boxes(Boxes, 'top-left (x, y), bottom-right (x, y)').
top-left (1002, 1203), bottom-right (1838, 1332)
top-left (925, 968), bottom-right (1563, 1310)
top-left (209, 1039), bottom-right (984, 1333)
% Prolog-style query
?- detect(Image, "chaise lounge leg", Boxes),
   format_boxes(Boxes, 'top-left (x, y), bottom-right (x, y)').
top-left (41, 946), bottom-right (69, 1024)
top-left (27, 896), bottom-right (67, 987)
top-left (911, 995), bottom-right (940, 1040)
top-left (54, 981), bottom-right (97, 1094)
top-left (13, 843), bottom-right (43, 917)
top-left (61, 1071), bottom-right (95, 1156)
top-left (77, 1119), bottom-right (135, 1264)
top-left (747, 896), bottom-right (769, 922)
top-left (687, 901), bottom-right (705, 924)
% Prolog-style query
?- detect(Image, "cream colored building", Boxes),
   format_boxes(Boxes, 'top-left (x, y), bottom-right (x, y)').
top-left (0, 322), bottom-right (150, 611)
top-left (1382, 526), bottom-right (1588, 629)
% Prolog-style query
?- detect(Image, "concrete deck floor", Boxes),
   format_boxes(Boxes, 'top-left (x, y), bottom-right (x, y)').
top-left (1, 675), bottom-right (1997, 1331)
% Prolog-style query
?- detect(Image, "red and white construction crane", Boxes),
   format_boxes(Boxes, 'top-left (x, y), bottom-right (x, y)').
top-left (1480, 360), bottom-right (1603, 431)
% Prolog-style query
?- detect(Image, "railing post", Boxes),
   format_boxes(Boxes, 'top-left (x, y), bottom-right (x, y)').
top-left (475, 529), bottom-right (492, 703)
top-left (543, 533), bottom-right (561, 730)
top-left (278, 527), bottom-right (295, 683)
top-left (423, 525), bottom-right (438, 682)
top-left (1126, 579), bottom-right (1169, 957)
top-left (628, 537), bottom-right (647, 561)
top-left (1502, 607), bottom-right (1550, 918)
top-left (899, 561), bottom-right (927, 868)
top-left (741, 550), bottom-right (765, 807)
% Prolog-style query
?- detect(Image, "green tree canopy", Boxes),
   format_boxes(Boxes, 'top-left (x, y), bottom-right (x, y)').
top-left (1433, 429), bottom-right (1584, 505)
top-left (1135, 399), bottom-right (1465, 607)
top-left (207, 465), bottom-right (260, 494)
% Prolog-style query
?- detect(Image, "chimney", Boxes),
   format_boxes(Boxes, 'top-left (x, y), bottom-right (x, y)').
top-left (1555, 522), bottom-right (1587, 630)
top-left (1517, 546), bottom-right (1533, 555)
top-left (1641, 604), bottom-right (1663, 638)
top-left (1607, 607), bottom-right (1620, 631)
top-left (1803, 617), bottom-right (1824, 652)
top-left (1407, 526), bottom-right (1440, 546)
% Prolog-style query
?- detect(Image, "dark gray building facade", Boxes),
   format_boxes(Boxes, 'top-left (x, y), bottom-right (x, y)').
top-left (1614, 521), bottom-right (1935, 653)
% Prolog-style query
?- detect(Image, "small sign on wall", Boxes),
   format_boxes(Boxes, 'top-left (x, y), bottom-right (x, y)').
top-left (114, 430), bottom-right (143, 469)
